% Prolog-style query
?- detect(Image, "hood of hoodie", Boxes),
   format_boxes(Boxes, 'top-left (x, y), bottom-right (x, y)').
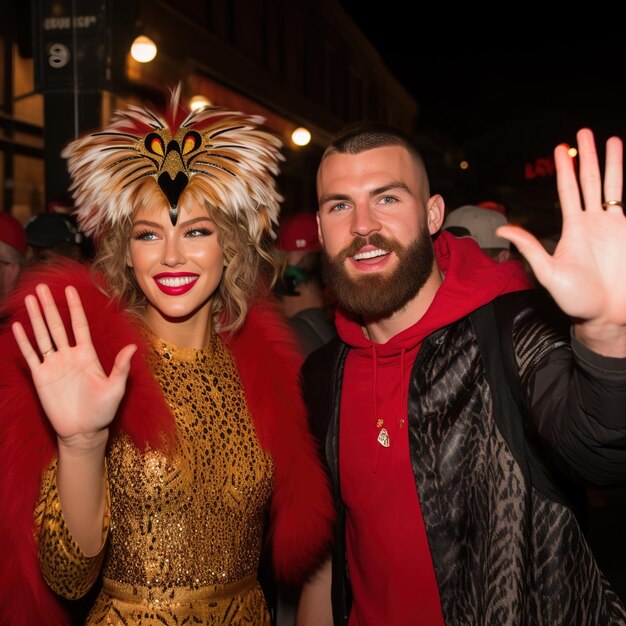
top-left (335, 230), bottom-right (534, 355)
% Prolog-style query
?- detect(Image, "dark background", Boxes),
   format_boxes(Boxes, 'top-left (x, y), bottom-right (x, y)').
top-left (336, 6), bottom-right (626, 237)
top-left (338, 7), bottom-right (626, 144)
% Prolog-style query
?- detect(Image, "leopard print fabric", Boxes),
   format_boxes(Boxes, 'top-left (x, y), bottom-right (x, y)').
top-left (410, 313), bottom-right (626, 625)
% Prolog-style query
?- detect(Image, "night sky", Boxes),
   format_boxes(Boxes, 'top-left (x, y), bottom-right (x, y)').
top-left (337, 5), bottom-right (626, 147)
top-left (333, 5), bottom-right (626, 234)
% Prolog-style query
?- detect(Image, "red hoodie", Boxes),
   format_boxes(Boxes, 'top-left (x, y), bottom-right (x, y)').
top-left (337, 232), bottom-right (533, 626)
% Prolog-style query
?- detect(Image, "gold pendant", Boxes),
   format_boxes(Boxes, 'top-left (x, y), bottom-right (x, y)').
top-left (377, 427), bottom-right (390, 447)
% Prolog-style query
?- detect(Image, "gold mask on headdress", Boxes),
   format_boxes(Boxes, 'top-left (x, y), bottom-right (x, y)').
top-left (63, 85), bottom-right (284, 243)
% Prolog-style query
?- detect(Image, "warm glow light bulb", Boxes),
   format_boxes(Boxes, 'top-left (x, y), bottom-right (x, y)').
top-left (460, 160), bottom-right (469, 170)
top-left (291, 127), bottom-right (311, 146)
top-left (189, 95), bottom-right (212, 111)
top-left (130, 36), bottom-right (157, 63)
top-left (567, 147), bottom-right (577, 158)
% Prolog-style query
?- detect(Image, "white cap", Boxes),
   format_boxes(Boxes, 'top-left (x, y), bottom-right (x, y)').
top-left (443, 205), bottom-right (510, 250)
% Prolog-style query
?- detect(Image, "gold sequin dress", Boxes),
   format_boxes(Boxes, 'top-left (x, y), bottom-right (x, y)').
top-left (36, 331), bottom-right (274, 625)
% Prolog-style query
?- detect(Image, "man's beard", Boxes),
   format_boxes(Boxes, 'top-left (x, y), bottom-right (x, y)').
top-left (321, 227), bottom-right (435, 320)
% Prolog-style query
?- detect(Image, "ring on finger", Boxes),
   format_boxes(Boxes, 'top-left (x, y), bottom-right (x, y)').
top-left (41, 348), bottom-right (55, 358)
top-left (602, 200), bottom-right (624, 209)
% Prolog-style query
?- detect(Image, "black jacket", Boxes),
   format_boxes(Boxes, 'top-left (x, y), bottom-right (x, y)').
top-left (303, 291), bottom-right (626, 625)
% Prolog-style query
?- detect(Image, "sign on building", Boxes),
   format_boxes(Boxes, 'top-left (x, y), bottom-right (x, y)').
top-left (32, 0), bottom-right (109, 92)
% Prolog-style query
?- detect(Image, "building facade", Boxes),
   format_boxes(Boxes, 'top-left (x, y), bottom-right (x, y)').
top-left (2, 0), bottom-right (417, 225)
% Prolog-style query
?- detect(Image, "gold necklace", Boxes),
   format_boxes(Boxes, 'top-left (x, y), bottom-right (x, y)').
top-left (371, 347), bottom-right (407, 448)
top-left (375, 418), bottom-right (405, 447)
top-left (376, 418), bottom-right (390, 447)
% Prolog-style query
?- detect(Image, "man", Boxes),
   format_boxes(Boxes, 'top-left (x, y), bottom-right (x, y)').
top-left (275, 212), bottom-right (336, 357)
top-left (25, 211), bottom-right (93, 262)
top-left (0, 211), bottom-right (27, 300)
top-left (443, 203), bottom-right (516, 263)
top-left (443, 204), bottom-right (536, 285)
top-left (297, 123), bottom-right (626, 625)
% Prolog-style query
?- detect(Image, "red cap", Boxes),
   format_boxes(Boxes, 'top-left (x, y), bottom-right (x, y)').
top-left (276, 213), bottom-right (320, 252)
top-left (0, 212), bottom-right (27, 256)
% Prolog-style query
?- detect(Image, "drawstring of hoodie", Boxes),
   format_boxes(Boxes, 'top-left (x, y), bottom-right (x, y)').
top-left (372, 345), bottom-right (382, 473)
top-left (372, 345), bottom-right (407, 473)
top-left (399, 347), bottom-right (407, 432)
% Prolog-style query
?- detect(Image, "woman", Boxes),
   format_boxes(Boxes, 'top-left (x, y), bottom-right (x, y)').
top-left (0, 88), bottom-right (333, 625)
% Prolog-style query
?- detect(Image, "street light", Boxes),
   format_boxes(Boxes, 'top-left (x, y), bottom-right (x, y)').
top-left (291, 127), bottom-right (311, 147)
top-left (130, 36), bottom-right (157, 63)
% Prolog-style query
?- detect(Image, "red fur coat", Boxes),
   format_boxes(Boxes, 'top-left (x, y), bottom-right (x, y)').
top-left (0, 258), bottom-right (333, 625)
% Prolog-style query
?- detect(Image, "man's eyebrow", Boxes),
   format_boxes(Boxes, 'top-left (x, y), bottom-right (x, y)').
top-left (318, 192), bottom-right (351, 206)
top-left (319, 182), bottom-right (410, 206)
top-left (372, 182), bottom-right (411, 196)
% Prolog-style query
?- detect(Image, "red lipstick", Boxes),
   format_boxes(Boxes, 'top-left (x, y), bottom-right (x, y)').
top-left (153, 272), bottom-right (199, 295)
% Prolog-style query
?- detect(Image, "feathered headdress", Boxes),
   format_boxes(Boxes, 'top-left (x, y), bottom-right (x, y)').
top-left (62, 85), bottom-right (284, 243)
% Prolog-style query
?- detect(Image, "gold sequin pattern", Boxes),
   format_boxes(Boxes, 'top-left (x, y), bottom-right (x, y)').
top-left (37, 331), bottom-right (274, 624)
top-left (36, 460), bottom-right (108, 599)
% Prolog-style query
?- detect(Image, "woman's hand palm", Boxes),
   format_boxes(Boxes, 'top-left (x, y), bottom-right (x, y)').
top-left (12, 284), bottom-right (136, 444)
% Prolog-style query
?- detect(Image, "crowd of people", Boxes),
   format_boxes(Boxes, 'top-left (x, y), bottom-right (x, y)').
top-left (0, 88), bottom-right (624, 626)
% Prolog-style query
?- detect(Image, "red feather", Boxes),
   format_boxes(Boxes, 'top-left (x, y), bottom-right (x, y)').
top-left (227, 300), bottom-right (335, 584)
top-left (0, 259), bottom-right (333, 623)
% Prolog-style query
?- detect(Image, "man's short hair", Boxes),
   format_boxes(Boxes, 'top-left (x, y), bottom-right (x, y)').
top-left (321, 121), bottom-right (430, 197)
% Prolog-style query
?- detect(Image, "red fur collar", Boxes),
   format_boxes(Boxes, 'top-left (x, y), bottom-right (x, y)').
top-left (0, 259), bottom-right (333, 625)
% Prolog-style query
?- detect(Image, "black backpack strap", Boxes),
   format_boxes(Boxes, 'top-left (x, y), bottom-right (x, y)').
top-left (470, 300), bottom-right (530, 478)
top-left (471, 296), bottom-right (588, 521)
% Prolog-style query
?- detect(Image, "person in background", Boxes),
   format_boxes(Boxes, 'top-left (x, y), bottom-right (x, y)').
top-left (444, 203), bottom-right (539, 288)
top-left (0, 211), bottom-right (27, 301)
top-left (444, 204), bottom-right (517, 263)
top-left (25, 211), bottom-right (94, 263)
top-left (0, 87), bottom-right (333, 625)
top-left (274, 212), bottom-right (336, 357)
top-left (272, 212), bottom-right (337, 626)
top-left (297, 122), bottom-right (626, 626)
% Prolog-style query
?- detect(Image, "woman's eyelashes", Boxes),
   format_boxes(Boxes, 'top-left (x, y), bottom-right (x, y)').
top-left (184, 226), bottom-right (213, 238)
top-left (132, 229), bottom-right (158, 241)
top-left (131, 225), bottom-right (214, 241)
